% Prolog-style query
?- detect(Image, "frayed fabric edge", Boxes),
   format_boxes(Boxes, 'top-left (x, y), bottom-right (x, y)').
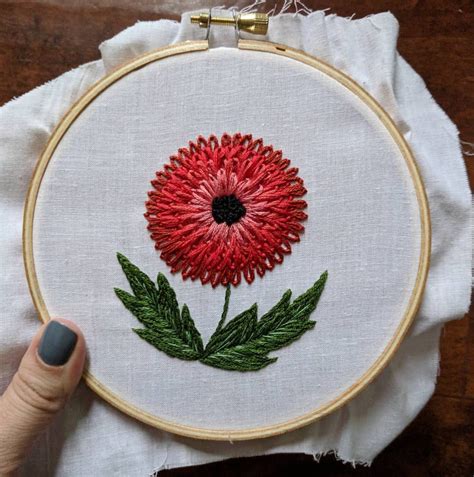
top-left (184, 1), bottom-right (392, 24)
top-left (0, 60), bottom-right (103, 112)
top-left (149, 449), bottom-right (370, 475)
top-left (231, 0), bottom-right (391, 25)
top-left (461, 139), bottom-right (474, 157)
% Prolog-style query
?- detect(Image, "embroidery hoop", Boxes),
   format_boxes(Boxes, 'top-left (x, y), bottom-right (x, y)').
top-left (22, 23), bottom-right (431, 441)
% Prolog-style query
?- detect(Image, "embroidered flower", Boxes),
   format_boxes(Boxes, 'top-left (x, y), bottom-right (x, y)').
top-left (145, 133), bottom-right (307, 287)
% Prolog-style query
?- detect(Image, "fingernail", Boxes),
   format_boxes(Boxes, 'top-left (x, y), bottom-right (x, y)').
top-left (38, 321), bottom-right (78, 366)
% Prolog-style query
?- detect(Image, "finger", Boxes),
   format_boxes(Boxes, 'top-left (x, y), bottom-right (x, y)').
top-left (0, 319), bottom-right (85, 475)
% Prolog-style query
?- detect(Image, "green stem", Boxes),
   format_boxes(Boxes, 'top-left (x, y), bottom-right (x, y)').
top-left (215, 285), bottom-right (231, 333)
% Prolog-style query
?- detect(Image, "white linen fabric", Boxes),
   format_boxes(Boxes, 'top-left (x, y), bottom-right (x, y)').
top-left (0, 10), bottom-right (470, 475)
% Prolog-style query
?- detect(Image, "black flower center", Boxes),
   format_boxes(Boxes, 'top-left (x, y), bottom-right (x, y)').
top-left (212, 194), bottom-right (246, 226)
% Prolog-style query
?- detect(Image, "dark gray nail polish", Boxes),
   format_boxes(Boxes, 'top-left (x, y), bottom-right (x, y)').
top-left (38, 321), bottom-right (78, 366)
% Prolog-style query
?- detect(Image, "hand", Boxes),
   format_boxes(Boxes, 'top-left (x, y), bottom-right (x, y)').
top-left (0, 320), bottom-right (85, 476)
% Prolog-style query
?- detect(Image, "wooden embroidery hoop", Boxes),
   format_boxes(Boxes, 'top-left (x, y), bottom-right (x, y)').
top-left (22, 14), bottom-right (431, 441)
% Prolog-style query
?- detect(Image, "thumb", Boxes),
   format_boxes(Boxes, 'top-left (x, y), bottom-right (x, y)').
top-left (0, 319), bottom-right (85, 475)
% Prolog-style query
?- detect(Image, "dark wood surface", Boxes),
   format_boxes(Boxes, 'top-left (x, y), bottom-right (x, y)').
top-left (1, 1), bottom-right (473, 475)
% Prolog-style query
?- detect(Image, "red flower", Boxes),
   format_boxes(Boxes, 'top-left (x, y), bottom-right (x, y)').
top-left (145, 133), bottom-right (308, 287)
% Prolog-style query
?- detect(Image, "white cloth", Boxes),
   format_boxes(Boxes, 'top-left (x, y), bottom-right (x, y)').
top-left (0, 10), bottom-right (470, 475)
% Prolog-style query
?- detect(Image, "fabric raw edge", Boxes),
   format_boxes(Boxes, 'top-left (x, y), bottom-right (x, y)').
top-left (149, 450), bottom-right (371, 476)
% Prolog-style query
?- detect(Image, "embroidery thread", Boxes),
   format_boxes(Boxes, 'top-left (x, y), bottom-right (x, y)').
top-left (145, 133), bottom-right (308, 287)
top-left (115, 253), bottom-right (328, 372)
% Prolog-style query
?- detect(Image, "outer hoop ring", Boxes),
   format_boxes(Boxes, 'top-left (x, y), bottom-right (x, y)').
top-left (23, 39), bottom-right (431, 441)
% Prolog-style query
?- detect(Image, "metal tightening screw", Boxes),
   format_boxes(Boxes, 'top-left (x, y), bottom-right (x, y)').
top-left (190, 12), bottom-right (269, 35)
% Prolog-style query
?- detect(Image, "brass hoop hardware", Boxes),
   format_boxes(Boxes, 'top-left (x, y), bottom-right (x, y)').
top-left (191, 11), bottom-right (269, 35)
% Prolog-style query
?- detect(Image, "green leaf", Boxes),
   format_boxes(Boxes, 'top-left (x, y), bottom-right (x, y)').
top-left (247, 319), bottom-right (316, 355)
top-left (114, 288), bottom-right (167, 333)
top-left (133, 328), bottom-right (201, 361)
top-left (203, 303), bottom-right (258, 357)
top-left (253, 289), bottom-right (292, 338)
top-left (115, 254), bottom-right (203, 361)
top-left (115, 252), bottom-right (328, 373)
top-left (200, 348), bottom-right (277, 372)
top-left (181, 304), bottom-right (204, 355)
top-left (201, 271), bottom-right (328, 371)
top-left (288, 271), bottom-right (328, 321)
top-left (117, 253), bottom-right (159, 306)
top-left (156, 273), bottom-right (181, 335)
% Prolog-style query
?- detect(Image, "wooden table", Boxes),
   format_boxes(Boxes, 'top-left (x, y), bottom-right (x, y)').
top-left (1, 1), bottom-right (472, 475)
